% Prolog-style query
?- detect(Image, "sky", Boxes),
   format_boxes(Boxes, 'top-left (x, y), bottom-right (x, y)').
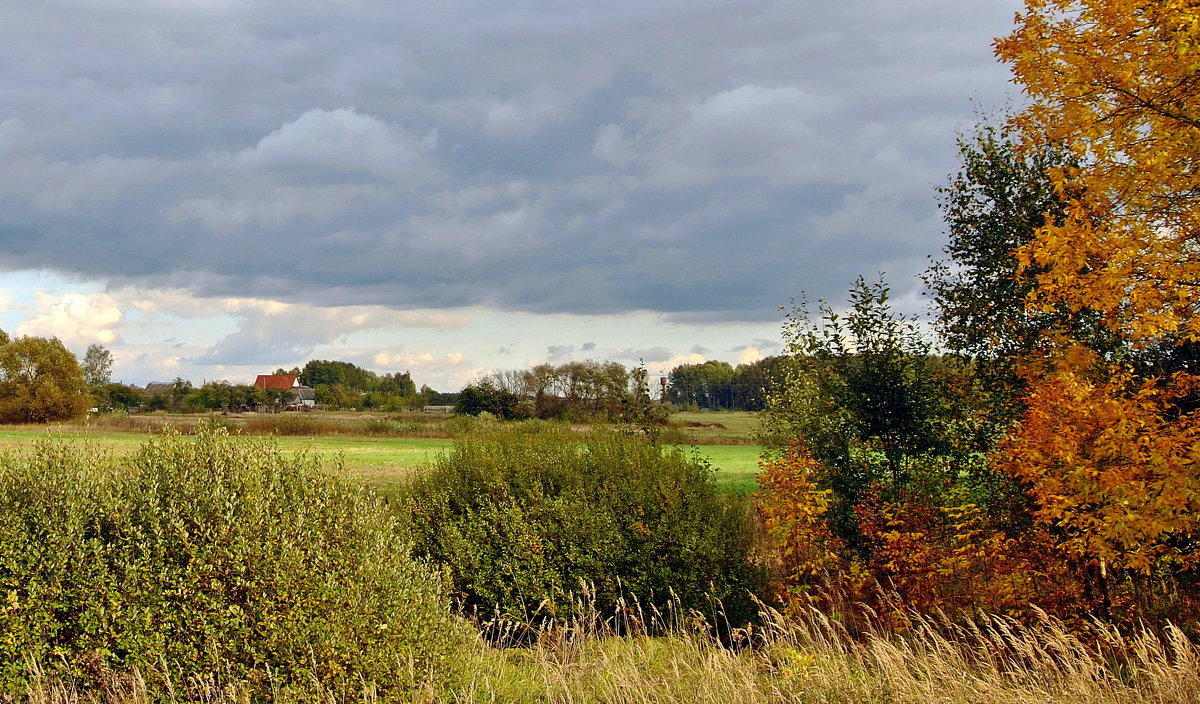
top-left (0, 0), bottom-right (1021, 391)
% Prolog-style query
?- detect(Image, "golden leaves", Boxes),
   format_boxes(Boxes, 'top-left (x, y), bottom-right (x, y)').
top-left (999, 0), bottom-right (1200, 343)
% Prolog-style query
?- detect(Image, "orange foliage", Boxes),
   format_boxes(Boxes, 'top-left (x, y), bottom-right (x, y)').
top-left (855, 492), bottom-right (1087, 618)
top-left (996, 347), bottom-right (1200, 573)
top-left (988, 0), bottom-right (1200, 614)
top-left (756, 443), bottom-right (849, 600)
top-left (758, 443), bottom-right (1088, 618)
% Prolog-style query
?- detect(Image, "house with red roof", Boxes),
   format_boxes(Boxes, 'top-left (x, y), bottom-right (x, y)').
top-left (254, 374), bottom-right (300, 391)
top-left (254, 374), bottom-right (316, 410)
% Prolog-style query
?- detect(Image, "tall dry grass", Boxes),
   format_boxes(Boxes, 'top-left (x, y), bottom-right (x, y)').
top-left (18, 602), bottom-right (1199, 703)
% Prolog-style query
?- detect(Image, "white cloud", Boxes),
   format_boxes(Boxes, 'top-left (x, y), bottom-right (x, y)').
top-left (638, 84), bottom-right (846, 188)
top-left (16, 292), bottom-right (124, 348)
top-left (113, 287), bottom-right (469, 332)
top-left (592, 123), bottom-right (631, 166)
top-left (484, 88), bottom-right (572, 137)
top-left (2, 154), bottom-right (184, 213)
top-left (661, 352), bottom-right (707, 369)
top-left (737, 346), bottom-right (763, 364)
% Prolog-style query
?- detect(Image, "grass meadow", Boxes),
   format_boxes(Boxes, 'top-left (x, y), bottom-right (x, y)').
top-left (0, 409), bottom-right (765, 494)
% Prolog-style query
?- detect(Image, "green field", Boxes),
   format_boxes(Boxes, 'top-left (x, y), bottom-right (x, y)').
top-left (0, 421), bottom-right (764, 494)
top-left (668, 410), bottom-right (760, 444)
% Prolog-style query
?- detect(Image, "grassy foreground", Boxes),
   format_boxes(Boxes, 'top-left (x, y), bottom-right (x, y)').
top-left (20, 606), bottom-right (1200, 703)
top-left (3, 427), bottom-right (1197, 703)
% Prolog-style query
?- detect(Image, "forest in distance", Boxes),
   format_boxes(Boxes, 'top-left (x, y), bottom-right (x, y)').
top-left (1, 1), bottom-right (1200, 701)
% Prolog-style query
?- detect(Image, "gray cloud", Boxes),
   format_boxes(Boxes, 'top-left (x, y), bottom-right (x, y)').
top-left (0, 0), bottom-right (1016, 317)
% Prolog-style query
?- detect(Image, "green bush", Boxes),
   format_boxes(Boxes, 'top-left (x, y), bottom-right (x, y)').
top-left (403, 426), bottom-right (763, 627)
top-left (0, 428), bottom-right (465, 698)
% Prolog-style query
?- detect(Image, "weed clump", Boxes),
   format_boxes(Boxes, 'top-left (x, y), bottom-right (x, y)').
top-left (0, 427), bottom-right (465, 699)
top-left (403, 426), bottom-right (763, 628)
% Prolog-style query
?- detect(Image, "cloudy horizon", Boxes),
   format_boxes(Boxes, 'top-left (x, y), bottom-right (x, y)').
top-left (0, 0), bottom-right (1020, 390)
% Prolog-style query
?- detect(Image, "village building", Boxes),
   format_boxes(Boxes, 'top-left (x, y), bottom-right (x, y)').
top-left (255, 374), bottom-right (317, 410)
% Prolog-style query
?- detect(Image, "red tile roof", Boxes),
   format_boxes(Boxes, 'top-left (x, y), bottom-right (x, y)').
top-left (255, 374), bottom-right (299, 391)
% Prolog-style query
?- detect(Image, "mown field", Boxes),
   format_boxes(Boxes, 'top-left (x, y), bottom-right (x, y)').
top-left (0, 409), bottom-right (765, 494)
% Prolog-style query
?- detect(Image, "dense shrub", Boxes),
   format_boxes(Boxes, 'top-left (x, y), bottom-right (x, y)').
top-left (0, 428), bottom-right (465, 698)
top-left (403, 426), bottom-right (763, 626)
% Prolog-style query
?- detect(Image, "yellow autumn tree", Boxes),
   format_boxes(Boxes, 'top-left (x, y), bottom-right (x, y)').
top-left (995, 1), bottom-right (1200, 577)
top-left (997, 0), bottom-right (1200, 344)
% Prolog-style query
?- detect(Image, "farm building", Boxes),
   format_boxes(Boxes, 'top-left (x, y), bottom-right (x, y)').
top-left (255, 374), bottom-right (316, 410)
top-left (254, 374), bottom-right (300, 391)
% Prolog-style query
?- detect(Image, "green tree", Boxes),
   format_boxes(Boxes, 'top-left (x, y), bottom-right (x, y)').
top-left (762, 277), bottom-right (966, 548)
top-left (730, 355), bottom-right (792, 411)
top-left (104, 382), bottom-right (146, 410)
top-left (924, 124), bottom-right (1118, 426)
top-left (454, 380), bottom-right (523, 419)
top-left (166, 377), bottom-right (194, 412)
top-left (81, 343), bottom-right (114, 388)
top-left (667, 360), bottom-right (735, 409)
top-left (0, 336), bottom-right (90, 423)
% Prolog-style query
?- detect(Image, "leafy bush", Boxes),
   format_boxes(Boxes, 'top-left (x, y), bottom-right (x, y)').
top-left (403, 426), bottom-right (763, 626)
top-left (0, 428), bottom-right (465, 698)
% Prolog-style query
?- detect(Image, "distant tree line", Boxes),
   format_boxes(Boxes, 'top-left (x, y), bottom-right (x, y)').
top-left (664, 357), bottom-right (792, 411)
top-left (0, 337), bottom-right (470, 422)
top-left (455, 360), bottom-right (662, 422)
top-left (296, 359), bottom-right (423, 411)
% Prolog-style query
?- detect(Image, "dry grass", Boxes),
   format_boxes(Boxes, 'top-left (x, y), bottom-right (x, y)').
top-left (450, 604), bottom-right (1200, 704)
top-left (19, 604), bottom-right (1199, 704)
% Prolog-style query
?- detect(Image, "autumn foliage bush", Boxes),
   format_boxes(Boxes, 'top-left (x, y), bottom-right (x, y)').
top-left (757, 442), bottom-right (1089, 623)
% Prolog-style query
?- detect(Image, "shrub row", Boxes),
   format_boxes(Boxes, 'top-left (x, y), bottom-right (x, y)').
top-left (0, 428), bottom-right (465, 698)
top-left (0, 424), bottom-right (764, 696)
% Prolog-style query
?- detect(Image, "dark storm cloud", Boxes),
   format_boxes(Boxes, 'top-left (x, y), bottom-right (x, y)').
top-left (0, 0), bottom-right (1016, 316)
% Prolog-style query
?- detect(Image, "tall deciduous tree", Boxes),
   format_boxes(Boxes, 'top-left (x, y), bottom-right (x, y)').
top-left (0, 336), bottom-right (90, 423)
top-left (995, 0), bottom-right (1200, 574)
top-left (996, 0), bottom-right (1200, 346)
top-left (81, 343), bottom-right (114, 388)
top-left (761, 277), bottom-right (972, 548)
top-left (925, 124), bottom-right (1119, 427)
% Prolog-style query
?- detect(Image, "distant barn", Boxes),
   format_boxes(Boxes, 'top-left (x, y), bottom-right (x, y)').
top-left (143, 381), bottom-right (175, 396)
